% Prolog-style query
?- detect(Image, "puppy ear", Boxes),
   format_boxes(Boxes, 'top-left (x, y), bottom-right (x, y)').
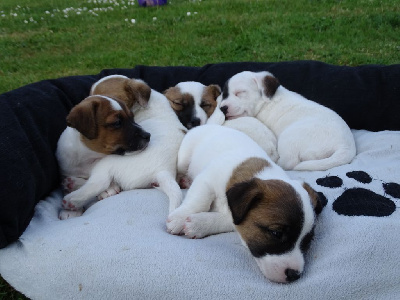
top-left (262, 74), bottom-right (280, 98)
top-left (302, 183), bottom-right (324, 215)
top-left (125, 80), bottom-right (151, 108)
top-left (163, 87), bottom-right (183, 111)
top-left (66, 98), bottom-right (99, 140)
top-left (204, 84), bottom-right (221, 101)
top-left (227, 179), bottom-right (262, 225)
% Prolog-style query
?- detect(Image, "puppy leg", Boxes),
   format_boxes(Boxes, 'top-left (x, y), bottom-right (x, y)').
top-left (154, 171), bottom-right (183, 213)
top-left (166, 174), bottom-right (214, 235)
top-left (183, 212), bottom-right (234, 238)
top-left (62, 176), bottom-right (87, 194)
top-left (62, 171), bottom-right (112, 210)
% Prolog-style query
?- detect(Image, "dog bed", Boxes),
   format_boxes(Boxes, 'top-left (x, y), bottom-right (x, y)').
top-left (0, 61), bottom-right (399, 299)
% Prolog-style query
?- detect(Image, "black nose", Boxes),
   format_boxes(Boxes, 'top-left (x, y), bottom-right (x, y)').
top-left (285, 269), bottom-right (301, 282)
top-left (220, 106), bottom-right (228, 115)
top-left (190, 118), bottom-right (201, 128)
top-left (139, 130), bottom-right (151, 141)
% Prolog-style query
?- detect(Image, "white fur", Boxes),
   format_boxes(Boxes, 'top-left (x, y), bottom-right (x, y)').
top-left (207, 95), bottom-right (279, 162)
top-left (167, 125), bottom-right (315, 283)
top-left (220, 71), bottom-right (356, 171)
top-left (62, 88), bottom-right (186, 213)
top-left (176, 81), bottom-right (209, 125)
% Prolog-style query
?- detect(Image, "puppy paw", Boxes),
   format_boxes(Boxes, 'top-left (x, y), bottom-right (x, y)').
top-left (62, 176), bottom-right (87, 194)
top-left (183, 215), bottom-right (208, 239)
top-left (178, 176), bottom-right (192, 189)
top-left (97, 183), bottom-right (121, 200)
top-left (59, 208), bottom-right (84, 220)
top-left (166, 213), bottom-right (187, 235)
top-left (62, 192), bottom-right (86, 210)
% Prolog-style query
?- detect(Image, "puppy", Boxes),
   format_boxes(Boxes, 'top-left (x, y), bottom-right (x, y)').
top-left (56, 95), bottom-right (151, 219)
top-left (220, 71), bottom-right (356, 171)
top-left (62, 77), bottom-right (186, 214)
top-left (167, 125), bottom-right (322, 283)
top-left (164, 81), bottom-right (221, 129)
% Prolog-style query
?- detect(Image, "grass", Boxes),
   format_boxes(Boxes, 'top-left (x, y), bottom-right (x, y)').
top-left (0, 0), bottom-right (399, 298)
top-left (0, 0), bottom-right (399, 94)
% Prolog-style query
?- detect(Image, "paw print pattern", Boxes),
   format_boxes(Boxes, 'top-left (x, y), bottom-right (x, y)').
top-left (316, 171), bottom-right (399, 217)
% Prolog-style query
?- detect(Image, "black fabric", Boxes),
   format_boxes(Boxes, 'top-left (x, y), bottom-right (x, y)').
top-left (0, 61), bottom-right (399, 248)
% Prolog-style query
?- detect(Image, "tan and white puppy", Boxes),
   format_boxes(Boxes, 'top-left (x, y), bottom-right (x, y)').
top-left (164, 81), bottom-right (221, 129)
top-left (220, 71), bottom-right (356, 171)
top-left (62, 77), bottom-right (186, 214)
top-left (167, 125), bottom-right (322, 283)
top-left (56, 95), bottom-right (151, 219)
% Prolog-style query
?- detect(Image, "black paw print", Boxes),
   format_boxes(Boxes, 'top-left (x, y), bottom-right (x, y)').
top-left (316, 171), bottom-right (399, 217)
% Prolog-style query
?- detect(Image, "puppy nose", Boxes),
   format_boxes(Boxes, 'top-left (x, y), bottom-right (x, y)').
top-left (190, 118), bottom-right (201, 127)
top-left (285, 269), bottom-right (301, 282)
top-left (140, 130), bottom-right (151, 141)
top-left (220, 106), bottom-right (228, 115)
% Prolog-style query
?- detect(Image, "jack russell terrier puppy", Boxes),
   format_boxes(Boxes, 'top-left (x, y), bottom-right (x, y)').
top-left (167, 125), bottom-right (323, 283)
top-left (164, 81), bottom-right (221, 129)
top-left (219, 71), bottom-right (356, 171)
top-left (56, 95), bottom-right (151, 219)
top-left (62, 76), bottom-right (186, 214)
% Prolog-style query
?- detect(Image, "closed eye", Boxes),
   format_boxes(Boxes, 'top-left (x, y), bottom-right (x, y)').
top-left (257, 224), bottom-right (285, 240)
top-left (235, 90), bottom-right (246, 97)
top-left (172, 101), bottom-right (183, 106)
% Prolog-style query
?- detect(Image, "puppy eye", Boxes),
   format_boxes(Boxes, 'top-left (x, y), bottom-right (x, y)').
top-left (269, 230), bottom-right (283, 239)
top-left (172, 101), bottom-right (183, 106)
top-left (112, 119), bottom-right (122, 129)
top-left (200, 102), bottom-right (211, 108)
top-left (235, 91), bottom-right (245, 97)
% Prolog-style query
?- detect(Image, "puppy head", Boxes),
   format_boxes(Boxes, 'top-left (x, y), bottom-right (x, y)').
top-left (90, 75), bottom-right (151, 110)
top-left (163, 82), bottom-right (221, 129)
top-left (67, 95), bottom-right (150, 155)
top-left (220, 71), bottom-right (280, 120)
top-left (227, 178), bottom-right (322, 283)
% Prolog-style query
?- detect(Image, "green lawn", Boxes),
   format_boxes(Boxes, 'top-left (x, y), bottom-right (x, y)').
top-left (0, 0), bottom-right (399, 94)
top-left (0, 0), bottom-right (399, 298)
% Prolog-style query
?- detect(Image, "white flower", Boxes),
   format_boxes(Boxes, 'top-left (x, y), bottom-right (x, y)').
top-left (24, 20), bottom-right (28, 23)
top-left (45, 11), bottom-right (50, 14)
top-left (153, 17), bottom-right (157, 21)
top-left (131, 18), bottom-right (136, 24)
top-left (187, 12), bottom-right (191, 16)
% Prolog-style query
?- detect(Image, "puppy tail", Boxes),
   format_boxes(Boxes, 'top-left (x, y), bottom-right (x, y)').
top-left (292, 146), bottom-right (356, 171)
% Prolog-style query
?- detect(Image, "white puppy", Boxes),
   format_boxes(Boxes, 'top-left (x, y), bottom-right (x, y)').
top-left (167, 125), bottom-right (322, 283)
top-left (164, 81), bottom-right (221, 129)
top-left (220, 71), bottom-right (356, 171)
top-left (62, 78), bottom-right (186, 213)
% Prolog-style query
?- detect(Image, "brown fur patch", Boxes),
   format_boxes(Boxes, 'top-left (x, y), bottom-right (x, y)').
top-left (302, 182), bottom-right (323, 215)
top-left (263, 75), bottom-right (280, 98)
top-left (201, 84), bottom-right (221, 117)
top-left (163, 87), bottom-right (195, 112)
top-left (67, 96), bottom-right (148, 155)
top-left (227, 178), bottom-right (304, 257)
top-left (91, 77), bottom-right (151, 108)
top-left (226, 157), bottom-right (270, 192)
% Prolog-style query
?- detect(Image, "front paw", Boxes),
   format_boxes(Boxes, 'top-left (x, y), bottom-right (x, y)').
top-left (62, 192), bottom-right (85, 210)
top-left (59, 208), bottom-right (84, 220)
top-left (166, 212), bottom-right (188, 235)
top-left (183, 215), bottom-right (207, 239)
top-left (62, 176), bottom-right (87, 194)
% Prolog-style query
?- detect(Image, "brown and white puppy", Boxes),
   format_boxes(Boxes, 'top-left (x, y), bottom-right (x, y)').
top-left (219, 71), bottom-right (356, 171)
top-left (56, 95), bottom-right (151, 218)
top-left (62, 77), bottom-right (187, 214)
top-left (167, 125), bottom-right (322, 283)
top-left (164, 81), bottom-right (221, 129)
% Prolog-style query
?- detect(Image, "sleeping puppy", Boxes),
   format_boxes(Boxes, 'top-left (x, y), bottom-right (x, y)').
top-left (220, 71), bottom-right (356, 171)
top-left (167, 125), bottom-right (323, 283)
top-left (62, 77), bottom-right (186, 214)
top-left (164, 81), bottom-right (221, 129)
top-left (56, 95), bottom-right (151, 219)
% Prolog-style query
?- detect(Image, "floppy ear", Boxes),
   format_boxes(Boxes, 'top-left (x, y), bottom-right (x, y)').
top-left (125, 79), bottom-right (151, 108)
top-left (163, 87), bottom-right (184, 111)
top-left (226, 179), bottom-right (262, 225)
top-left (262, 74), bottom-right (280, 98)
top-left (204, 84), bottom-right (221, 101)
top-left (66, 98), bottom-right (99, 140)
top-left (302, 183), bottom-right (324, 215)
